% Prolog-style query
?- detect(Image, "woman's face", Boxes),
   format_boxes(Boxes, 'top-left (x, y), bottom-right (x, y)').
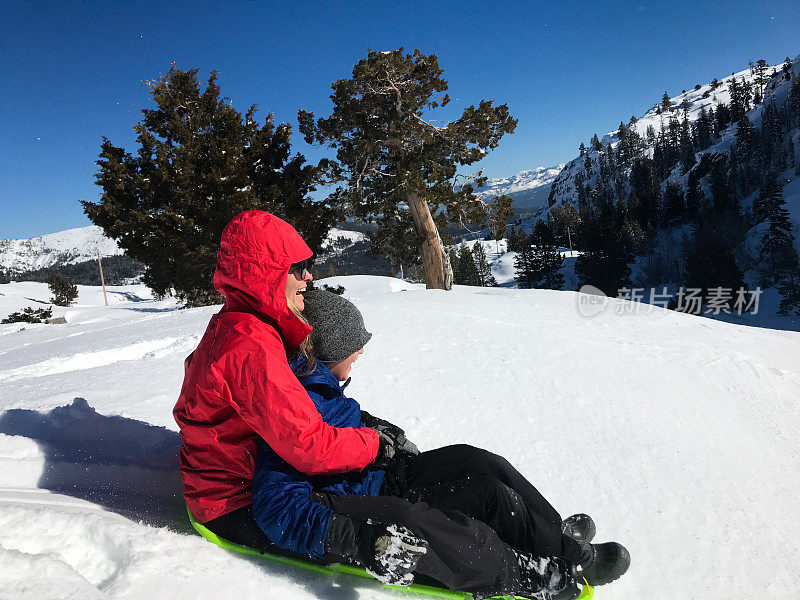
top-left (329, 348), bottom-right (364, 381)
top-left (286, 261), bottom-right (312, 311)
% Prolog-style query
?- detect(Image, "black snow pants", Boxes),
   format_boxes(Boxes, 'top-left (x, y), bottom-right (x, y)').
top-left (321, 444), bottom-right (584, 595)
top-left (204, 444), bottom-right (582, 596)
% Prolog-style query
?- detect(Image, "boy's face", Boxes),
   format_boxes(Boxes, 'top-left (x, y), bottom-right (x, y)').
top-left (328, 348), bottom-right (364, 381)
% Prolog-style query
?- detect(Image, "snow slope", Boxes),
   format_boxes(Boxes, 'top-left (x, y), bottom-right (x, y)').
top-left (1, 278), bottom-right (799, 599)
top-left (0, 226), bottom-right (123, 273)
top-left (547, 58), bottom-right (799, 212)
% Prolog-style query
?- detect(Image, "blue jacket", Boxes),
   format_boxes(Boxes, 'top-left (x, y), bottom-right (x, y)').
top-left (252, 357), bottom-right (385, 559)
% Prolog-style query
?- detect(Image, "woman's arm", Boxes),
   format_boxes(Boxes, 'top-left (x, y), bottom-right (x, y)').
top-left (218, 331), bottom-right (380, 476)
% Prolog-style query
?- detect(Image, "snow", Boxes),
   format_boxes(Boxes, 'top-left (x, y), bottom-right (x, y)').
top-left (0, 226), bottom-right (123, 273)
top-left (1, 276), bottom-right (799, 599)
top-left (476, 166), bottom-right (564, 198)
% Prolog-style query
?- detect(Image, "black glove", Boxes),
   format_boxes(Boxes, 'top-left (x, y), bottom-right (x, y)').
top-left (371, 431), bottom-right (398, 469)
top-left (361, 411), bottom-right (419, 456)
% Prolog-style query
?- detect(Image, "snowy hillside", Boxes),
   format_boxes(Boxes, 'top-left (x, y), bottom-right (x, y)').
top-left (0, 225), bottom-right (370, 279)
top-left (547, 55), bottom-right (800, 227)
top-left (0, 226), bottom-right (123, 273)
top-left (476, 166), bottom-right (564, 214)
top-left (1, 277), bottom-right (798, 599)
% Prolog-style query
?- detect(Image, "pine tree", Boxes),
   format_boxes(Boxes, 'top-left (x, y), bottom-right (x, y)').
top-left (781, 57), bottom-right (793, 81)
top-left (758, 180), bottom-right (800, 289)
top-left (760, 101), bottom-right (785, 177)
top-left (684, 167), bottom-right (705, 220)
top-left (514, 236), bottom-right (537, 289)
top-left (790, 76), bottom-right (800, 127)
top-left (472, 243), bottom-right (497, 287)
top-left (662, 181), bottom-right (685, 224)
top-left (629, 157), bottom-right (660, 230)
top-left (714, 103), bottom-right (731, 133)
top-left (484, 195), bottom-right (514, 254)
top-left (298, 48), bottom-right (517, 290)
top-left (48, 271), bottom-right (78, 307)
top-left (681, 223), bottom-right (746, 310)
top-left (528, 221), bottom-right (565, 290)
top-left (693, 106), bottom-right (713, 150)
top-left (83, 67), bottom-right (327, 307)
top-left (591, 134), bottom-right (603, 152)
top-left (574, 203), bottom-right (633, 295)
top-left (661, 91), bottom-right (673, 113)
top-left (506, 226), bottom-right (528, 253)
top-left (579, 142), bottom-right (586, 156)
top-left (754, 59), bottom-right (770, 98)
top-left (456, 243), bottom-right (480, 286)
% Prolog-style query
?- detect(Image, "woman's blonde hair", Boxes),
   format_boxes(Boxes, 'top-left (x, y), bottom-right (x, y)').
top-left (288, 299), bottom-right (317, 375)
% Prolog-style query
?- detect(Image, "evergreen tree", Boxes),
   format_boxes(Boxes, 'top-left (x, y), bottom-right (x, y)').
top-left (714, 102), bottom-right (731, 133)
top-left (736, 115), bottom-right (758, 173)
top-left (662, 181), bottom-right (685, 224)
top-left (758, 179), bottom-right (800, 289)
top-left (681, 223), bottom-right (746, 310)
top-left (579, 142), bottom-right (586, 156)
top-left (456, 243), bottom-right (480, 286)
top-left (790, 76), bottom-right (800, 127)
top-left (528, 222), bottom-right (564, 290)
top-left (591, 134), bottom-right (603, 152)
top-left (514, 235), bottom-right (537, 289)
top-left (83, 67), bottom-right (327, 307)
top-left (684, 167), bottom-right (705, 220)
top-left (48, 271), bottom-right (78, 306)
top-left (574, 203), bottom-right (633, 295)
top-left (754, 59), bottom-right (770, 98)
top-left (298, 48), bottom-right (517, 290)
top-left (693, 106), bottom-right (713, 150)
top-left (472, 243), bottom-right (497, 287)
top-left (781, 57), bottom-right (793, 81)
top-left (679, 112), bottom-right (696, 173)
top-left (629, 157), bottom-right (660, 230)
top-left (661, 91), bottom-right (673, 113)
top-left (484, 195), bottom-right (514, 253)
top-left (760, 101), bottom-right (785, 177)
top-left (506, 226), bottom-right (528, 253)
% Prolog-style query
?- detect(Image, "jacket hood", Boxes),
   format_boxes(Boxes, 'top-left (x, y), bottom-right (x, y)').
top-left (214, 210), bottom-right (313, 349)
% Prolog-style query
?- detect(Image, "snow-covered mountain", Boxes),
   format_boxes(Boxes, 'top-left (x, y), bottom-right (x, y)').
top-left (476, 165), bottom-right (563, 214)
top-left (1, 276), bottom-right (798, 599)
top-left (0, 226), bottom-right (123, 273)
top-left (547, 55), bottom-right (799, 217)
top-left (0, 224), bottom-right (371, 278)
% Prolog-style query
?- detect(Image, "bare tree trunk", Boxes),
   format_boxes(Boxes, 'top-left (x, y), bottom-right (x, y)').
top-left (406, 191), bottom-right (451, 290)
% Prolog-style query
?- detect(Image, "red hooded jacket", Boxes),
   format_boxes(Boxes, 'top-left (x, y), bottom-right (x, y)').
top-left (173, 211), bottom-right (380, 523)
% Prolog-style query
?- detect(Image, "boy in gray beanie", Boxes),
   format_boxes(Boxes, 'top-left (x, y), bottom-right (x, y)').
top-left (301, 288), bottom-right (417, 454)
top-left (302, 288), bottom-right (373, 380)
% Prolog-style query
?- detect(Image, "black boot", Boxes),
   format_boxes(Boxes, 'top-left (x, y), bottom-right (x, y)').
top-left (514, 551), bottom-right (579, 600)
top-left (572, 541), bottom-right (630, 586)
top-left (561, 514), bottom-right (596, 543)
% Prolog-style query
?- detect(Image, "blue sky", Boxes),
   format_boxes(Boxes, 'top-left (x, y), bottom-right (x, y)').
top-left (1, 0), bottom-right (799, 238)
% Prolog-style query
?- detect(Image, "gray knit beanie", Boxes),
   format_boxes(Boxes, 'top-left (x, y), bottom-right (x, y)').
top-left (303, 289), bottom-right (372, 363)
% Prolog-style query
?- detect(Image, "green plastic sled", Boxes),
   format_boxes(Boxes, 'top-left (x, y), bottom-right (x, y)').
top-left (187, 507), bottom-right (594, 600)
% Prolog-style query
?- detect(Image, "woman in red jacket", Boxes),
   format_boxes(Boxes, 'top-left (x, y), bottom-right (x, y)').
top-left (173, 210), bottom-right (388, 545)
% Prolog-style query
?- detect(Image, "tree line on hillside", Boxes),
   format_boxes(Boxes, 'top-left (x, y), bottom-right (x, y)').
top-left (0, 255), bottom-right (144, 286)
top-left (550, 57), bottom-right (800, 315)
top-left (82, 50), bottom-right (518, 306)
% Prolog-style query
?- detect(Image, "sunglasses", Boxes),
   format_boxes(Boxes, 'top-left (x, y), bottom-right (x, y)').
top-left (289, 259), bottom-right (312, 279)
